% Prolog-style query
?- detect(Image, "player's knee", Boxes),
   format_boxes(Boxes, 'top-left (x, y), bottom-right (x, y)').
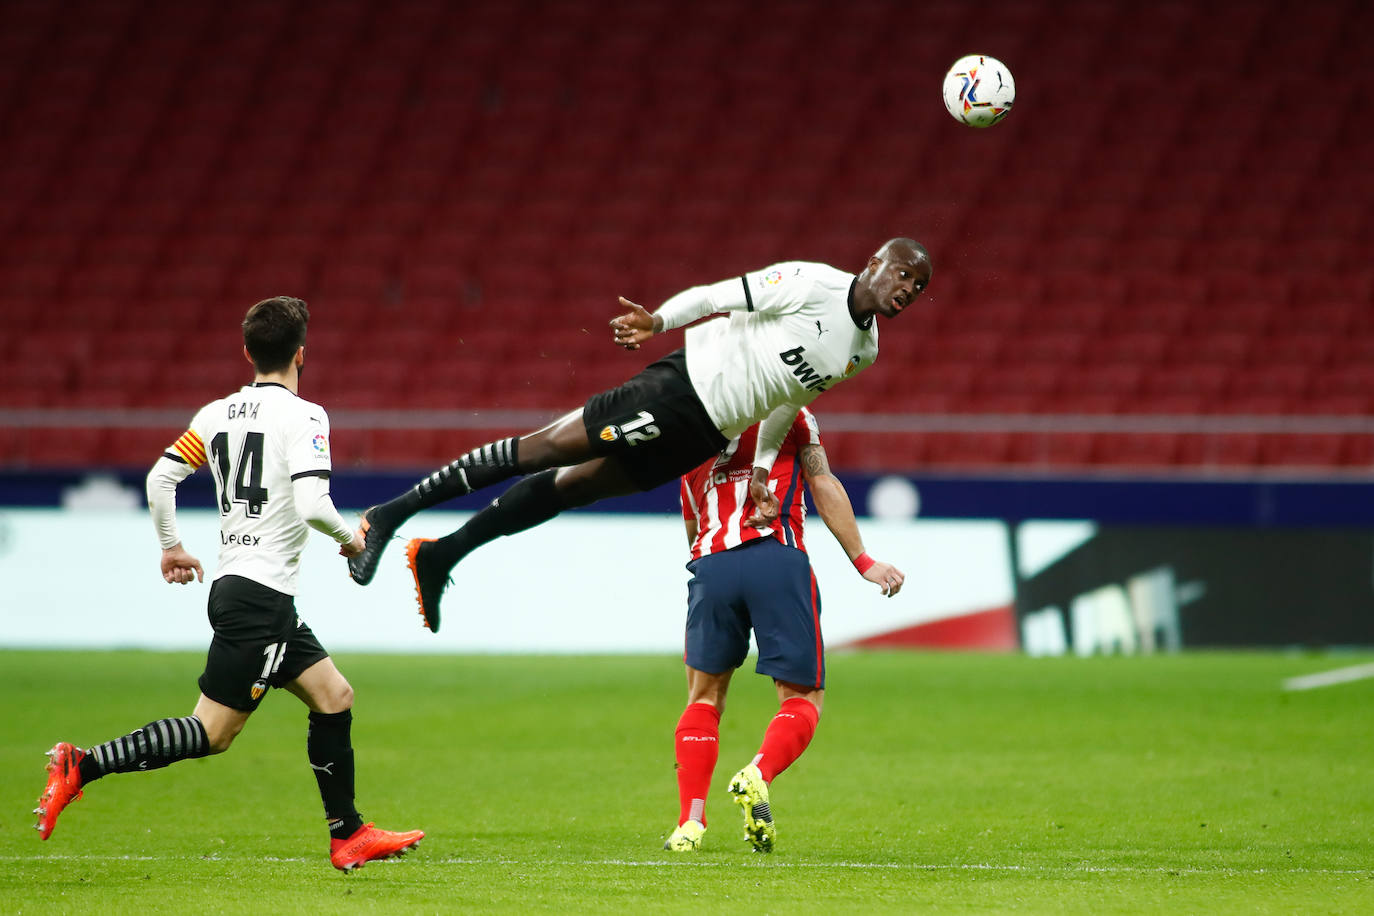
top-left (316, 677), bottom-right (354, 714)
top-left (333, 680), bottom-right (355, 712)
top-left (204, 723), bottom-right (241, 754)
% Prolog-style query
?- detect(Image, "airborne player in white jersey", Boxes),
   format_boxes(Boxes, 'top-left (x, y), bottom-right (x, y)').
top-left (345, 238), bottom-right (932, 634)
top-left (34, 296), bottom-right (424, 872)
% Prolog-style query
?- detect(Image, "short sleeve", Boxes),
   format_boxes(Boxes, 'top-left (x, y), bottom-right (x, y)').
top-left (680, 476), bottom-right (696, 523)
top-left (792, 406), bottom-right (823, 450)
top-left (734, 263), bottom-right (817, 317)
top-left (287, 404), bottom-right (334, 479)
top-left (166, 403), bottom-right (215, 469)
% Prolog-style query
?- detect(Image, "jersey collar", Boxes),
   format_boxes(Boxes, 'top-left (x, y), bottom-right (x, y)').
top-left (847, 277), bottom-right (873, 330)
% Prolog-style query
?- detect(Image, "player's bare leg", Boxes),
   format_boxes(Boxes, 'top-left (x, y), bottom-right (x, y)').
top-left (406, 455), bottom-right (639, 631)
top-left (349, 410), bottom-right (596, 585)
top-left (729, 681), bottom-right (823, 852)
top-left (287, 659), bottom-right (424, 871)
top-left (192, 693), bottom-right (251, 753)
top-left (665, 667), bottom-right (733, 851)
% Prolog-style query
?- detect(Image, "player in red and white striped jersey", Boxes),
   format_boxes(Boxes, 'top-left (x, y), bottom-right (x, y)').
top-left (664, 407), bottom-right (903, 853)
top-left (680, 409), bottom-right (818, 561)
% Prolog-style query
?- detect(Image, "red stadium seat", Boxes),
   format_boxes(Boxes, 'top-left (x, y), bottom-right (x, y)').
top-left (1259, 434), bottom-right (1351, 468)
top-left (1093, 433), bottom-right (1182, 468)
top-left (1177, 433), bottom-right (1264, 468)
top-left (921, 432), bottom-right (1014, 469)
top-left (23, 428), bottom-right (110, 468)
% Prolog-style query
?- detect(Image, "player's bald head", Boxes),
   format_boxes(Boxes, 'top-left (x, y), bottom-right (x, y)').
top-left (874, 237), bottom-right (929, 266)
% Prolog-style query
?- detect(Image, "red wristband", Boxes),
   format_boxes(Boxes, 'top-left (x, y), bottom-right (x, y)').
top-left (853, 552), bottom-right (875, 574)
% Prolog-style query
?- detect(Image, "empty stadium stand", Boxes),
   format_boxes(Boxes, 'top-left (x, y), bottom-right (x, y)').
top-left (1, 0), bottom-right (1371, 472)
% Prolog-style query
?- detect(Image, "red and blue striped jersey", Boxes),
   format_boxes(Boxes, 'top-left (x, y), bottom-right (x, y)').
top-left (680, 407), bottom-right (822, 560)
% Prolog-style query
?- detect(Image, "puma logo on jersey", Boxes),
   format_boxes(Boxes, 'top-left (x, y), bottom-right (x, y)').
top-left (778, 346), bottom-right (832, 392)
top-left (815, 321), bottom-right (826, 338)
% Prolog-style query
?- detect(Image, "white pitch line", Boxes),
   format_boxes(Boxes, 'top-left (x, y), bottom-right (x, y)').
top-left (1282, 662), bottom-right (1374, 692)
top-left (0, 855), bottom-right (1367, 876)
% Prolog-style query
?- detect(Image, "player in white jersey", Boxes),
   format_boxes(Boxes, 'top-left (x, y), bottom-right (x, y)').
top-left (34, 297), bottom-right (424, 872)
top-left (346, 237), bottom-right (931, 633)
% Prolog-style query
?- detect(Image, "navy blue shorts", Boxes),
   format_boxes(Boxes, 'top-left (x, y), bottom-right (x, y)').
top-left (684, 537), bottom-right (825, 689)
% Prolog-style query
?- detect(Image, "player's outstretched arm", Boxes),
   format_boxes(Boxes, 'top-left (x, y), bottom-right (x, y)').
top-left (800, 444), bottom-right (905, 597)
top-left (610, 297), bottom-right (658, 350)
top-left (611, 283), bottom-right (723, 350)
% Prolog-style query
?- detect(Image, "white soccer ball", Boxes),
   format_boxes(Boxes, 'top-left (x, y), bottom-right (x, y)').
top-left (942, 54), bottom-right (1015, 128)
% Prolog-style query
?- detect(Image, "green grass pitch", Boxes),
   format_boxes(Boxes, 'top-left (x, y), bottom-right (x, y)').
top-left (1, 649), bottom-right (1371, 913)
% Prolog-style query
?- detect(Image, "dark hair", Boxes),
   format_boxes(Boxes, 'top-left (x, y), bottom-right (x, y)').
top-left (242, 296), bottom-right (309, 373)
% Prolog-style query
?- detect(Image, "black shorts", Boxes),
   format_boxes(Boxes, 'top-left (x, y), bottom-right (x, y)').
top-left (199, 575), bottom-right (330, 712)
top-left (583, 349), bottom-right (728, 491)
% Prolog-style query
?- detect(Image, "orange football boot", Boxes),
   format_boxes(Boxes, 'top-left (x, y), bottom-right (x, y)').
top-left (404, 538), bottom-right (448, 633)
top-left (34, 742), bottom-right (85, 840)
top-left (330, 822), bottom-right (424, 871)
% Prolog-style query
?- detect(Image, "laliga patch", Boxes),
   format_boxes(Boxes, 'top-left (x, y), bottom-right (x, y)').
top-left (599, 425), bottom-right (621, 442)
top-left (759, 269), bottom-right (784, 288)
top-left (312, 433), bottom-right (329, 455)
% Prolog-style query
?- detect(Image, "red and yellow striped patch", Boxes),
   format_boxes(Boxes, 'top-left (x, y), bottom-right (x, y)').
top-left (171, 430), bottom-right (206, 468)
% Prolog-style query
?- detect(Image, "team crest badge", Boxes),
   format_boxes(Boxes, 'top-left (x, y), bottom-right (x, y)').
top-left (599, 425), bottom-right (621, 442)
top-left (250, 680), bottom-right (268, 701)
top-left (844, 354), bottom-right (862, 377)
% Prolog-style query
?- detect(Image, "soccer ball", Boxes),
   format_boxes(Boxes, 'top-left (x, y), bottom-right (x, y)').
top-left (942, 54), bottom-right (1015, 128)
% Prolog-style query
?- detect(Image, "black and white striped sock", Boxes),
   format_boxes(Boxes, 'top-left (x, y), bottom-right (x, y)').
top-left (387, 437), bottom-right (522, 519)
top-left (81, 715), bottom-right (210, 781)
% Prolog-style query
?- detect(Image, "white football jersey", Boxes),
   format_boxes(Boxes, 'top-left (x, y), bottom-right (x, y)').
top-left (677, 261), bottom-right (879, 439)
top-left (164, 383), bottom-right (334, 594)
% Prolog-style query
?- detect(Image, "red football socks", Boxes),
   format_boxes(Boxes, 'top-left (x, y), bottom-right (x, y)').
top-left (754, 697), bottom-right (820, 782)
top-left (674, 702), bottom-right (721, 826)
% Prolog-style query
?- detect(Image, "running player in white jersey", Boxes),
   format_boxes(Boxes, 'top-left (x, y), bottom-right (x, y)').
top-left (34, 297), bottom-right (424, 872)
top-left (663, 407), bottom-right (903, 853)
top-left (346, 237), bottom-right (930, 633)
